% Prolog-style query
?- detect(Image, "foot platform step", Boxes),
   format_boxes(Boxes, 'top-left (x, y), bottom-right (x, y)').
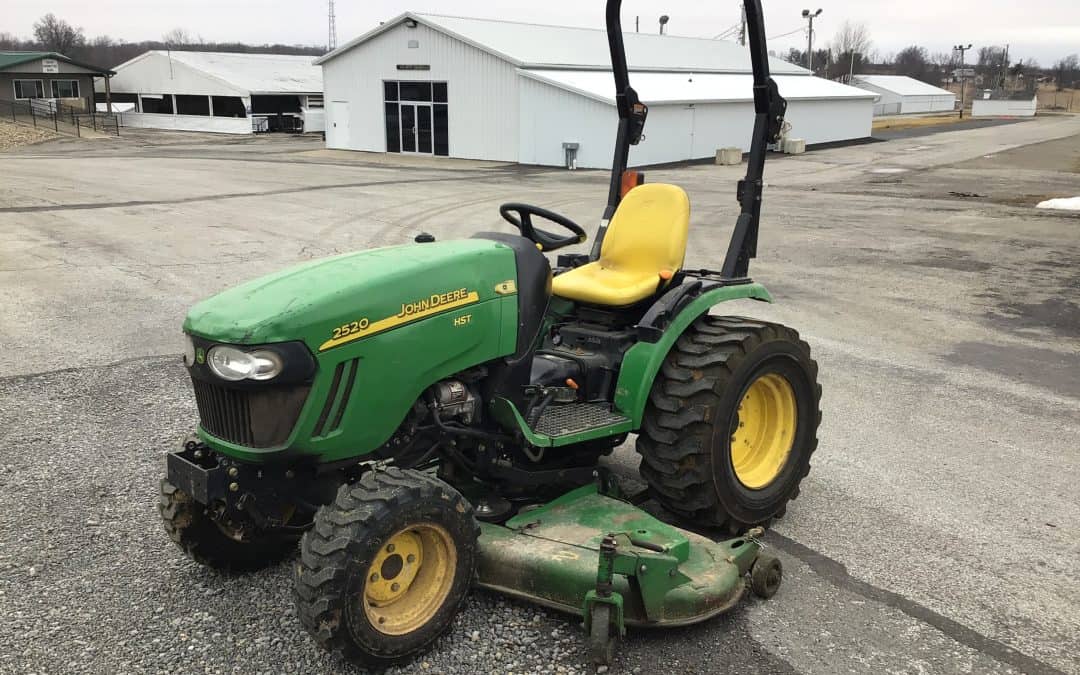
top-left (534, 402), bottom-right (629, 438)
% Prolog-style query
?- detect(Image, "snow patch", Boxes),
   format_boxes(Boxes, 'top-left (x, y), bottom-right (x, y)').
top-left (1036, 197), bottom-right (1080, 211)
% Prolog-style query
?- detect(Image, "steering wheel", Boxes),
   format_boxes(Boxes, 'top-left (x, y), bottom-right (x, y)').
top-left (499, 203), bottom-right (587, 252)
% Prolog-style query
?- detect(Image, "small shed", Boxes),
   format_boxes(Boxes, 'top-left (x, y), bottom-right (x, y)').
top-left (317, 12), bottom-right (876, 168)
top-left (852, 75), bottom-right (956, 116)
top-left (0, 51), bottom-right (115, 113)
top-left (971, 92), bottom-right (1037, 118)
top-left (100, 51), bottom-right (324, 134)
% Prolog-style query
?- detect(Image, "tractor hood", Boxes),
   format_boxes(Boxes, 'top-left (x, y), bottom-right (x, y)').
top-left (184, 239), bottom-right (518, 353)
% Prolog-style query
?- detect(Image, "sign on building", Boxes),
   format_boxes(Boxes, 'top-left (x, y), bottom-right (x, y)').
top-left (42, 59), bottom-right (59, 73)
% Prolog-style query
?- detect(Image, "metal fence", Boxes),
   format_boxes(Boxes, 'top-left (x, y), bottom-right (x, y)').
top-left (0, 99), bottom-right (122, 137)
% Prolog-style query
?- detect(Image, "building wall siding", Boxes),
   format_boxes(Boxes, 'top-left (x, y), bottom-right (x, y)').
top-left (0, 72), bottom-right (95, 109)
top-left (120, 111), bottom-right (252, 133)
top-left (971, 97), bottom-right (1037, 118)
top-left (518, 76), bottom-right (615, 168)
top-left (322, 22), bottom-right (519, 161)
top-left (519, 78), bottom-right (872, 169)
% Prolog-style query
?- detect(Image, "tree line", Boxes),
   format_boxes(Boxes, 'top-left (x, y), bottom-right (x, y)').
top-left (780, 20), bottom-right (1079, 91)
top-left (0, 14), bottom-right (326, 70)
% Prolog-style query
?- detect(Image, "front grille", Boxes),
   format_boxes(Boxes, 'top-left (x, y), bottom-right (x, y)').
top-left (192, 378), bottom-right (310, 448)
top-left (312, 358), bottom-right (359, 438)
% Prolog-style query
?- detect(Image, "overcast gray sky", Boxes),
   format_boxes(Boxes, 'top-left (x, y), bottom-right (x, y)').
top-left (6, 1), bottom-right (1079, 66)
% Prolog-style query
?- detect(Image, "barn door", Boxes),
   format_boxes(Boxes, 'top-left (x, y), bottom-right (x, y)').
top-left (329, 101), bottom-right (349, 144)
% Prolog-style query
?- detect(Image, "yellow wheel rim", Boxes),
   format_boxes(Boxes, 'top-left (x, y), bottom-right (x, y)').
top-left (730, 372), bottom-right (798, 490)
top-left (362, 523), bottom-right (457, 636)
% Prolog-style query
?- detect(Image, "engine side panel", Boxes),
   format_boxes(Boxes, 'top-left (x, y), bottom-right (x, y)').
top-left (186, 240), bottom-right (521, 462)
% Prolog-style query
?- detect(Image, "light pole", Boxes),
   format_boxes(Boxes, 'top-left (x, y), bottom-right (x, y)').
top-left (802, 9), bottom-right (823, 73)
top-left (659, 15), bottom-right (670, 35)
top-left (954, 43), bottom-right (972, 119)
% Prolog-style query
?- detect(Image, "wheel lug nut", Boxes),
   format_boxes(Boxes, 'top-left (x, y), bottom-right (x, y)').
top-left (227, 467), bottom-right (239, 478)
top-left (370, 573), bottom-right (379, 582)
top-left (228, 482), bottom-right (239, 492)
top-left (406, 554), bottom-right (416, 563)
top-left (387, 544), bottom-right (395, 553)
top-left (391, 583), bottom-right (400, 592)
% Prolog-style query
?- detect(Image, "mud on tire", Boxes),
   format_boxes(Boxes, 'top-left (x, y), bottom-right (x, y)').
top-left (293, 467), bottom-right (478, 669)
top-left (635, 315), bottom-right (821, 533)
top-left (159, 479), bottom-right (299, 572)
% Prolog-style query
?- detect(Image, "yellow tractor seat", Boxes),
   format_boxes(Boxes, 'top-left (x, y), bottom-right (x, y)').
top-left (551, 183), bottom-right (690, 306)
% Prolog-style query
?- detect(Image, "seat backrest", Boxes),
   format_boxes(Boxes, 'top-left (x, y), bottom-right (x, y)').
top-left (599, 183), bottom-right (690, 276)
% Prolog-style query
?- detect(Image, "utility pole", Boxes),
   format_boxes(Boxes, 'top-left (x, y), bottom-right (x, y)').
top-left (738, 3), bottom-right (747, 46)
top-left (1001, 43), bottom-right (1010, 90)
top-left (849, 50), bottom-right (857, 84)
top-left (802, 9), bottom-right (823, 73)
top-left (328, 0), bottom-right (337, 51)
top-left (635, 16), bottom-right (640, 33)
top-left (954, 43), bottom-right (972, 119)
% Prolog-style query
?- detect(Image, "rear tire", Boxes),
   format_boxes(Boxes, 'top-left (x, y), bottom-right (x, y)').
top-left (636, 316), bottom-right (821, 532)
top-left (294, 468), bottom-right (478, 669)
top-left (158, 479), bottom-right (298, 571)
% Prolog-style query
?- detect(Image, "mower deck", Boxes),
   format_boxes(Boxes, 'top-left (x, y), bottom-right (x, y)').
top-left (475, 485), bottom-right (762, 627)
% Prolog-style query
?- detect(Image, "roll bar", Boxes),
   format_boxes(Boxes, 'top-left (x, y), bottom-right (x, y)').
top-left (596, 0), bottom-right (788, 279)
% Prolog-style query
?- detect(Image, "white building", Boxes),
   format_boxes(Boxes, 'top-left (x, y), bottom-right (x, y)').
top-left (99, 51), bottom-right (324, 134)
top-left (851, 75), bottom-right (956, 116)
top-left (971, 92), bottom-right (1037, 118)
top-left (316, 13), bottom-right (876, 168)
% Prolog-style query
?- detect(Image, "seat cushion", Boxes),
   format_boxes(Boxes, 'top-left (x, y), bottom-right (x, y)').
top-left (552, 183), bottom-right (690, 306)
top-left (549, 260), bottom-right (665, 306)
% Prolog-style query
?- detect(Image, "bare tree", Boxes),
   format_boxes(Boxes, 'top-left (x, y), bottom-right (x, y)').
top-left (827, 21), bottom-right (872, 81)
top-left (831, 21), bottom-right (871, 59)
top-left (162, 28), bottom-right (193, 46)
top-left (894, 45), bottom-right (932, 83)
top-left (32, 13), bottom-right (86, 54)
top-left (1054, 54), bottom-right (1079, 90)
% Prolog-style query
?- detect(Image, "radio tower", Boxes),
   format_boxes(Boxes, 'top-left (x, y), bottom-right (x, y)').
top-left (328, 0), bottom-right (338, 50)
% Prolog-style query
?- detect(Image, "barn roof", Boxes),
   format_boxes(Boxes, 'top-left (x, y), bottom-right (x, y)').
top-left (112, 51), bottom-right (322, 95)
top-left (522, 69), bottom-right (877, 105)
top-left (0, 51), bottom-right (114, 75)
top-left (317, 12), bottom-right (807, 75)
top-left (852, 75), bottom-right (955, 98)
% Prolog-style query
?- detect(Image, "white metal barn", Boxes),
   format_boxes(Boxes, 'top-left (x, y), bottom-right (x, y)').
top-left (851, 75), bottom-right (956, 116)
top-left (100, 51), bottom-right (324, 134)
top-left (317, 13), bottom-right (876, 168)
top-left (971, 93), bottom-right (1037, 118)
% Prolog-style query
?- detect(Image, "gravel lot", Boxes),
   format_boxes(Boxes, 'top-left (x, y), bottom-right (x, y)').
top-left (1, 119), bottom-right (1078, 675)
top-left (0, 120), bottom-right (56, 151)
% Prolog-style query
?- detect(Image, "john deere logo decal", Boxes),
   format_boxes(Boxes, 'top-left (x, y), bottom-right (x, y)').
top-left (319, 288), bottom-right (480, 352)
top-left (397, 288), bottom-right (471, 318)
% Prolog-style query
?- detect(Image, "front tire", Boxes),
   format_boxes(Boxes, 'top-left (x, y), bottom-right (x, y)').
top-left (636, 316), bottom-right (821, 532)
top-left (294, 468), bottom-right (478, 669)
top-left (158, 479), bottom-right (299, 571)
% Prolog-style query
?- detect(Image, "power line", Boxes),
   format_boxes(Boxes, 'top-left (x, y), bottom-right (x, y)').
top-left (768, 26), bottom-right (806, 40)
top-left (712, 22), bottom-right (743, 39)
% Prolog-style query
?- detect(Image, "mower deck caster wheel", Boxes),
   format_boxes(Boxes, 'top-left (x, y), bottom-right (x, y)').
top-left (587, 604), bottom-right (616, 666)
top-left (750, 552), bottom-right (783, 599)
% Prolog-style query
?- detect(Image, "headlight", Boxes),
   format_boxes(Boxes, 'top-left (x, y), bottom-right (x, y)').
top-left (182, 334), bottom-right (197, 367)
top-left (207, 345), bottom-right (284, 382)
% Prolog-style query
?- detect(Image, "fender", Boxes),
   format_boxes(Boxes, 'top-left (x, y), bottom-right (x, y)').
top-left (614, 280), bottom-right (773, 427)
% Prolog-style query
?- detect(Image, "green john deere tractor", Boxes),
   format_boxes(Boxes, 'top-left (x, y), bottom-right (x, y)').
top-left (160, 0), bottom-right (819, 667)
